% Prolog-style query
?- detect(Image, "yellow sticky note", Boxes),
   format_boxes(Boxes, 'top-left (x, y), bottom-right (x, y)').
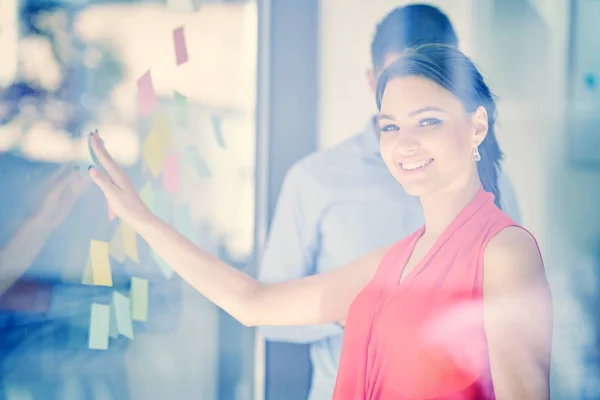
top-left (142, 129), bottom-right (166, 178)
top-left (82, 258), bottom-right (93, 285)
top-left (90, 240), bottom-right (113, 287)
top-left (153, 111), bottom-right (173, 149)
top-left (109, 227), bottom-right (126, 263)
top-left (131, 277), bottom-right (149, 322)
top-left (120, 221), bottom-right (139, 263)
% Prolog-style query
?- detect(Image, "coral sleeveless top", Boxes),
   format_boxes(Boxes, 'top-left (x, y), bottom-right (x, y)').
top-left (333, 188), bottom-right (518, 399)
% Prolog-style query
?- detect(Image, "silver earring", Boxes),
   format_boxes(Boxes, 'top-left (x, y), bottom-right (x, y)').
top-left (472, 147), bottom-right (481, 162)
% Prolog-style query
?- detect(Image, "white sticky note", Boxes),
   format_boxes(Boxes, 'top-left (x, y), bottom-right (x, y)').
top-left (88, 303), bottom-right (110, 350)
top-left (113, 291), bottom-right (134, 339)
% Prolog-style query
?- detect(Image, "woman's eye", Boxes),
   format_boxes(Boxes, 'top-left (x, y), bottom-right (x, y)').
top-left (419, 118), bottom-right (442, 127)
top-left (378, 124), bottom-right (399, 133)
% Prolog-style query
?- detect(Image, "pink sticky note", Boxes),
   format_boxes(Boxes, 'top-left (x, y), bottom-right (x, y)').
top-left (163, 154), bottom-right (179, 194)
top-left (107, 200), bottom-right (117, 222)
top-left (173, 27), bottom-right (188, 65)
top-left (137, 71), bottom-right (158, 117)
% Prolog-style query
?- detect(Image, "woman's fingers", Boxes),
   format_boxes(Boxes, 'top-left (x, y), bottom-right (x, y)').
top-left (41, 163), bottom-right (71, 192)
top-left (89, 132), bottom-right (131, 191)
top-left (89, 166), bottom-right (121, 201)
top-left (49, 170), bottom-right (81, 198)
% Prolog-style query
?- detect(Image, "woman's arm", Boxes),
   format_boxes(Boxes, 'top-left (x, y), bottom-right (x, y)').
top-left (483, 227), bottom-right (552, 400)
top-left (88, 131), bottom-right (386, 327)
top-left (0, 168), bottom-right (87, 296)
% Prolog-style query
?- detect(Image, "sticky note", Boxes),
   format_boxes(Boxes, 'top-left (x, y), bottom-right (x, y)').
top-left (90, 240), bottom-right (113, 287)
top-left (176, 204), bottom-right (197, 243)
top-left (107, 199), bottom-right (117, 222)
top-left (88, 303), bottom-right (110, 350)
top-left (109, 227), bottom-right (126, 264)
top-left (173, 26), bottom-right (189, 65)
top-left (139, 182), bottom-right (155, 211)
top-left (152, 250), bottom-right (175, 279)
top-left (120, 221), bottom-right (139, 263)
top-left (186, 146), bottom-right (211, 177)
top-left (163, 154), bottom-right (179, 194)
top-left (113, 291), bottom-right (134, 339)
top-left (142, 128), bottom-right (166, 178)
top-left (109, 303), bottom-right (118, 339)
top-left (82, 258), bottom-right (93, 285)
top-left (173, 91), bottom-right (188, 129)
top-left (154, 188), bottom-right (170, 222)
top-left (131, 277), bottom-right (149, 322)
top-left (211, 115), bottom-right (225, 148)
top-left (137, 70), bottom-right (158, 118)
top-left (166, 0), bottom-right (196, 13)
top-left (153, 111), bottom-right (173, 149)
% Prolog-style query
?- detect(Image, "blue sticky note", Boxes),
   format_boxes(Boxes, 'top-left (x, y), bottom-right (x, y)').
top-left (109, 303), bottom-right (118, 339)
top-left (154, 188), bottom-right (170, 222)
top-left (88, 303), bottom-right (110, 350)
top-left (113, 291), bottom-right (134, 339)
top-left (186, 147), bottom-right (211, 177)
top-left (152, 250), bottom-right (175, 279)
top-left (211, 115), bottom-right (225, 148)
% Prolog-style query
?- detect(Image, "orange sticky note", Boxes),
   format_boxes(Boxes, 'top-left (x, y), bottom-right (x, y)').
top-left (120, 221), bottom-right (139, 263)
top-left (90, 240), bottom-right (113, 287)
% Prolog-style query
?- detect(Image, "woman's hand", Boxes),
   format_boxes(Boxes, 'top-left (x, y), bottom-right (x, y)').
top-left (34, 164), bottom-right (89, 230)
top-left (88, 131), bottom-right (152, 229)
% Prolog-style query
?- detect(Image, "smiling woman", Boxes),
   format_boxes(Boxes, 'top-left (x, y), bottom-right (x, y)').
top-left (376, 44), bottom-right (504, 209)
top-left (86, 43), bottom-right (551, 400)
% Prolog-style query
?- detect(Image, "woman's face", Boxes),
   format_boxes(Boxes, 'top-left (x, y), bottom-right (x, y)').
top-left (377, 75), bottom-right (488, 198)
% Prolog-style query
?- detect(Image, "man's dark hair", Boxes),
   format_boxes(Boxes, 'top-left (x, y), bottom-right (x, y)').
top-left (371, 4), bottom-right (458, 73)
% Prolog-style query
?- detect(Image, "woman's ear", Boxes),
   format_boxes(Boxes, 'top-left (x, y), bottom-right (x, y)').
top-left (471, 106), bottom-right (489, 146)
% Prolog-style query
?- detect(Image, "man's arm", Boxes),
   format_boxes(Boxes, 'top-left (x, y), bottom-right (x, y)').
top-left (258, 164), bottom-right (344, 342)
top-left (497, 170), bottom-right (522, 224)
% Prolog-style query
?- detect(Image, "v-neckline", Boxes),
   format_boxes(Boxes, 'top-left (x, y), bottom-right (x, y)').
top-left (392, 187), bottom-right (493, 288)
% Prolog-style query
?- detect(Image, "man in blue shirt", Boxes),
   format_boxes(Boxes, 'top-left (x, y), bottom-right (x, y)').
top-left (258, 4), bottom-right (522, 400)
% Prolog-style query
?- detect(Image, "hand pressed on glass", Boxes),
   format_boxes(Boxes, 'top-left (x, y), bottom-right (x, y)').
top-left (88, 131), bottom-right (152, 229)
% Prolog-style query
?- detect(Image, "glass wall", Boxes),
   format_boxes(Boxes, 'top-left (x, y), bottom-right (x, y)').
top-left (0, 1), bottom-right (257, 399)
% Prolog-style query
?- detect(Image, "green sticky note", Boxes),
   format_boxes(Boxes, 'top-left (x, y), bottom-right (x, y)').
top-left (139, 182), bottom-right (155, 212)
top-left (186, 147), bottom-right (211, 177)
top-left (88, 303), bottom-right (110, 350)
top-left (211, 115), bottom-right (225, 148)
top-left (173, 91), bottom-right (188, 129)
top-left (113, 291), bottom-right (134, 339)
top-left (152, 250), bottom-right (175, 279)
top-left (176, 205), bottom-right (197, 243)
top-left (154, 188), bottom-right (170, 222)
top-left (131, 277), bottom-right (149, 322)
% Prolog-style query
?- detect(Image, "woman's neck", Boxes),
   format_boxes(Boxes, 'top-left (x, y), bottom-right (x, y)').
top-left (419, 178), bottom-right (482, 237)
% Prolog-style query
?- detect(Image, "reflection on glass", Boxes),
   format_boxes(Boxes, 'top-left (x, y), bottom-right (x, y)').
top-left (0, 1), bottom-right (257, 399)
